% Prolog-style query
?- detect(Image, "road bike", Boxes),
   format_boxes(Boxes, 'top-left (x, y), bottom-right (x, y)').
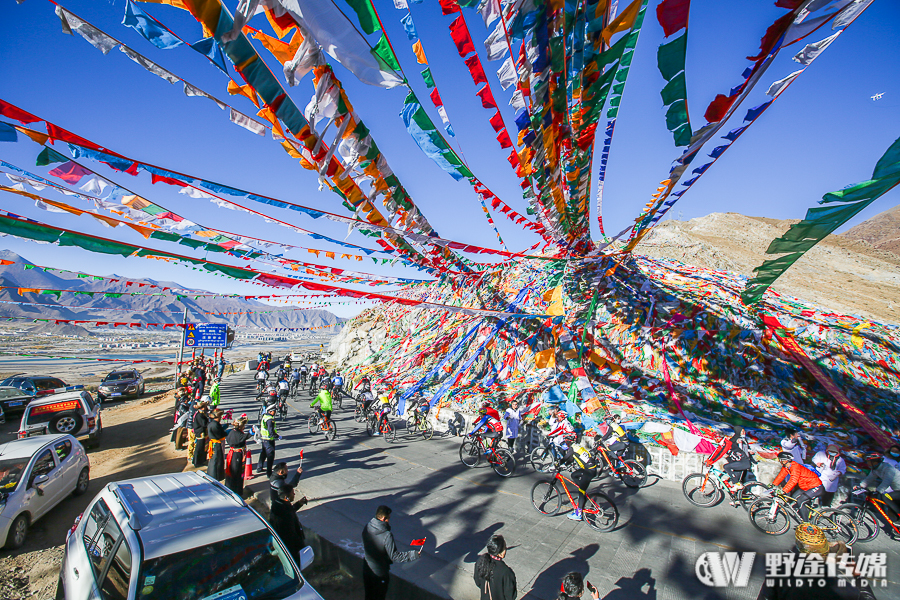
top-left (748, 487), bottom-right (858, 544)
top-left (595, 441), bottom-right (647, 488)
top-left (277, 395), bottom-right (288, 421)
top-left (531, 471), bottom-right (619, 532)
top-left (682, 464), bottom-right (771, 510)
top-left (332, 385), bottom-right (344, 409)
top-left (306, 410), bottom-right (337, 441)
top-left (367, 410), bottom-right (396, 443)
top-left (530, 439), bottom-right (566, 473)
top-left (308, 377), bottom-right (319, 395)
top-left (460, 434), bottom-right (515, 477)
top-left (255, 379), bottom-right (267, 395)
top-left (839, 489), bottom-right (900, 543)
top-left (405, 407), bottom-right (434, 440)
top-left (354, 400), bottom-right (371, 423)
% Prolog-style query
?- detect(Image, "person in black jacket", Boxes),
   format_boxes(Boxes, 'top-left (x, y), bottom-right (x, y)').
top-left (557, 572), bottom-right (599, 600)
top-left (224, 417), bottom-right (252, 497)
top-left (722, 426), bottom-right (752, 487)
top-left (268, 486), bottom-right (308, 567)
top-left (474, 534), bottom-right (516, 600)
top-left (206, 409), bottom-right (227, 480)
top-left (270, 462), bottom-right (303, 503)
top-left (361, 505), bottom-right (421, 600)
top-left (191, 402), bottom-right (209, 467)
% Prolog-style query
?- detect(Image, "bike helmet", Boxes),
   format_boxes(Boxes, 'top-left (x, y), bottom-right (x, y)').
top-left (777, 451), bottom-right (794, 462)
top-left (864, 451), bottom-right (883, 462)
top-left (556, 409), bottom-right (567, 418)
top-left (267, 405), bottom-right (277, 414)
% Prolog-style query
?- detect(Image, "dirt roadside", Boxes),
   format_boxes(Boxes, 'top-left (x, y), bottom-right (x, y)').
top-left (0, 390), bottom-right (185, 600)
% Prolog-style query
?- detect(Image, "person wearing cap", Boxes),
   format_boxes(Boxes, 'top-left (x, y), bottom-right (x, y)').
top-left (268, 478), bottom-right (308, 568)
top-left (256, 404), bottom-right (280, 478)
top-left (773, 451), bottom-right (824, 522)
top-left (270, 462), bottom-right (303, 503)
top-left (812, 444), bottom-right (847, 507)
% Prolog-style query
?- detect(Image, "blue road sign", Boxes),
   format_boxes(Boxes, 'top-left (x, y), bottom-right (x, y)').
top-left (183, 323), bottom-right (228, 348)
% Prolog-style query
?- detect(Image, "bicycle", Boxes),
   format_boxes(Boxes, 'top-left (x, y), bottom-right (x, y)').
top-left (748, 487), bottom-right (858, 544)
top-left (406, 407), bottom-right (434, 440)
top-left (595, 441), bottom-right (647, 488)
top-left (839, 489), bottom-right (900, 543)
top-left (308, 377), bottom-right (319, 395)
top-left (530, 440), bottom-right (566, 473)
top-left (367, 410), bottom-right (396, 443)
top-left (277, 396), bottom-right (288, 421)
top-left (682, 464), bottom-right (771, 511)
top-left (531, 471), bottom-right (619, 532)
top-left (332, 385), bottom-right (343, 409)
top-left (354, 400), bottom-right (371, 423)
top-left (306, 410), bottom-right (337, 441)
top-left (460, 434), bottom-right (515, 477)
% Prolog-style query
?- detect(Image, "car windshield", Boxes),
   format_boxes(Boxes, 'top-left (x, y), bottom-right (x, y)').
top-left (0, 388), bottom-right (27, 399)
top-left (0, 458), bottom-right (28, 492)
top-left (33, 379), bottom-right (61, 391)
top-left (1, 378), bottom-right (30, 391)
top-left (103, 373), bottom-right (134, 382)
top-left (137, 528), bottom-right (302, 600)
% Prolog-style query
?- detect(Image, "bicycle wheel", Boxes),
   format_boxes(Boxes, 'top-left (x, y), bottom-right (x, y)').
top-left (619, 460), bottom-right (647, 488)
top-left (491, 449), bottom-right (516, 477)
top-left (839, 503), bottom-right (880, 543)
top-left (307, 415), bottom-right (320, 435)
top-left (336, 393), bottom-right (342, 410)
top-left (459, 440), bottom-right (480, 468)
top-left (748, 498), bottom-right (791, 536)
top-left (355, 405), bottom-right (364, 423)
top-left (422, 419), bottom-right (434, 441)
top-left (531, 480), bottom-right (562, 515)
top-left (280, 402), bottom-right (287, 420)
top-left (530, 445), bottom-right (556, 473)
top-left (366, 416), bottom-right (375, 436)
top-left (738, 482), bottom-right (771, 511)
top-left (406, 416), bottom-right (417, 435)
top-left (814, 508), bottom-right (858, 545)
top-left (682, 473), bottom-right (723, 508)
top-left (585, 492), bottom-right (619, 532)
top-left (384, 421), bottom-right (396, 443)
top-left (324, 420), bottom-right (337, 441)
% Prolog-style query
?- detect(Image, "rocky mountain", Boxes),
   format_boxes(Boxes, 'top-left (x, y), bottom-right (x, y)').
top-left (0, 250), bottom-right (342, 330)
top-left (635, 211), bottom-right (900, 324)
top-left (843, 202), bottom-right (900, 255)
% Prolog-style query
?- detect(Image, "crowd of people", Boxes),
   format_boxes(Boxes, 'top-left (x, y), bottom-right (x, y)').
top-left (168, 351), bottom-right (900, 600)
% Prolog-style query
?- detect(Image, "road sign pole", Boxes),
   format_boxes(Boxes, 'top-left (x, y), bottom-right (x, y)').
top-left (175, 307), bottom-right (187, 388)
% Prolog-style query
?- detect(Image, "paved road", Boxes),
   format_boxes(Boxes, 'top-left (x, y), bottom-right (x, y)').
top-left (220, 369), bottom-right (900, 600)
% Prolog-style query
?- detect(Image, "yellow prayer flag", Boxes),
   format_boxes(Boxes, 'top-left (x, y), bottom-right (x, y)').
top-left (412, 40), bottom-right (428, 65)
top-left (601, 0), bottom-right (641, 45)
top-left (534, 348), bottom-right (556, 369)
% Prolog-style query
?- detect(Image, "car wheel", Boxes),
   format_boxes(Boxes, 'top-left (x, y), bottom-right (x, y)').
top-left (49, 413), bottom-right (83, 435)
top-left (73, 467), bottom-right (90, 496)
top-left (5, 514), bottom-right (28, 549)
top-left (97, 395), bottom-right (105, 403)
top-left (139, 384), bottom-right (145, 395)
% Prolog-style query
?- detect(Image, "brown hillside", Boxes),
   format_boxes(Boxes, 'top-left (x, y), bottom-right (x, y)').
top-left (635, 212), bottom-right (900, 324)
top-left (843, 202), bottom-right (900, 255)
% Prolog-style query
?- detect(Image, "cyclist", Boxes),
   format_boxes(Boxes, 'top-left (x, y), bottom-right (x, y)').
top-left (469, 407), bottom-right (503, 454)
top-left (772, 451), bottom-right (824, 522)
top-left (548, 409), bottom-right (577, 463)
top-left (289, 368), bottom-right (301, 395)
top-left (720, 426), bottom-right (752, 490)
top-left (310, 385), bottom-right (333, 432)
top-left (854, 452), bottom-right (900, 523)
top-left (277, 377), bottom-right (290, 404)
top-left (481, 401), bottom-right (501, 422)
top-left (355, 375), bottom-right (372, 394)
top-left (407, 393), bottom-right (429, 425)
top-left (309, 367), bottom-right (320, 392)
top-left (299, 363), bottom-right (309, 386)
top-left (371, 392), bottom-right (394, 436)
top-left (598, 413), bottom-right (628, 459)
top-left (560, 439), bottom-right (600, 521)
top-left (255, 368), bottom-right (269, 391)
top-left (331, 371), bottom-right (344, 402)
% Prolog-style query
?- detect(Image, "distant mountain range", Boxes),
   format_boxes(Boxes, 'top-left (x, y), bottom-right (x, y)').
top-left (0, 251), bottom-right (343, 330)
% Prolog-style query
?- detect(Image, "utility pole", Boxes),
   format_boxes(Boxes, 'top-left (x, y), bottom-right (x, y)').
top-left (175, 307), bottom-right (188, 387)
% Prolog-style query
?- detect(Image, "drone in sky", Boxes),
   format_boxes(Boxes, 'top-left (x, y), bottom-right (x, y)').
top-left (871, 92), bottom-right (885, 101)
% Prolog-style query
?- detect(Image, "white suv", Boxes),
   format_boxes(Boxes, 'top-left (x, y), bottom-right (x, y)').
top-left (18, 391), bottom-right (102, 448)
top-left (0, 434), bottom-right (91, 549)
top-left (58, 471), bottom-right (324, 600)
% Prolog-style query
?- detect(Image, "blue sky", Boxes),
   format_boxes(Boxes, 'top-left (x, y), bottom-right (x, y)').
top-left (0, 0), bottom-right (897, 319)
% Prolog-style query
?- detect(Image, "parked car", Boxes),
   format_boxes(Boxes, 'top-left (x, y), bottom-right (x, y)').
top-left (58, 471), bottom-right (323, 600)
top-left (97, 369), bottom-right (145, 402)
top-left (0, 402), bottom-right (4, 425)
top-left (0, 434), bottom-right (90, 549)
top-left (0, 375), bottom-right (83, 400)
top-left (0, 386), bottom-right (36, 415)
top-left (17, 391), bottom-right (102, 448)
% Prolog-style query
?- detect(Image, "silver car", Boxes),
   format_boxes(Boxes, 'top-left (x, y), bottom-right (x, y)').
top-left (58, 471), bottom-right (324, 600)
top-left (0, 434), bottom-right (91, 549)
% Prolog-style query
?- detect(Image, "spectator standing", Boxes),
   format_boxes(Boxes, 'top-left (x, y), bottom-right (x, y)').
top-left (780, 429), bottom-right (807, 464)
top-left (270, 462), bottom-right (303, 503)
top-left (474, 534), bottom-right (516, 600)
top-left (557, 572), bottom-right (600, 600)
top-left (268, 485), bottom-right (308, 567)
top-left (217, 356), bottom-right (226, 379)
top-left (224, 417), bottom-right (252, 497)
top-left (504, 401), bottom-right (522, 453)
top-left (206, 409), bottom-right (226, 480)
top-left (256, 405), bottom-right (279, 478)
top-left (191, 400), bottom-right (209, 467)
top-left (362, 505), bottom-right (421, 600)
top-left (812, 444), bottom-right (847, 506)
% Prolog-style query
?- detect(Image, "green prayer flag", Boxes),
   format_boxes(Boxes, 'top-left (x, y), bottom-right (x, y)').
top-left (665, 100), bottom-right (688, 131)
top-left (421, 67), bottom-right (435, 88)
top-left (35, 147), bottom-right (68, 167)
top-left (371, 34), bottom-right (401, 72)
top-left (657, 33), bottom-right (687, 81)
top-left (660, 72), bottom-right (687, 106)
top-left (58, 232), bottom-right (135, 257)
top-left (673, 122), bottom-right (692, 147)
top-left (345, 0), bottom-right (381, 35)
top-left (0, 215), bottom-right (62, 243)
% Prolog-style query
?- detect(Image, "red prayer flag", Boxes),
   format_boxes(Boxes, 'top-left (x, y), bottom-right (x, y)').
top-left (748, 12), bottom-right (794, 61)
top-left (438, 0), bottom-right (460, 15)
top-left (46, 123), bottom-right (104, 151)
top-left (410, 538), bottom-right (426, 546)
top-left (496, 129), bottom-right (513, 149)
top-left (507, 149), bottom-right (520, 168)
top-left (475, 85), bottom-right (497, 109)
top-left (656, 0), bottom-right (690, 37)
top-left (464, 54), bottom-right (487, 85)
top-left (48, 161), bottom-right (92, 185)
top-left (488, 111), bottom-right (505, 132)
top-left (449, 16), bottom-right (475, 57)
top-left (0, 99), bottom-right (41, 125)
top-left (430, 87), bottom-right (444, 108)
top-left (150, 173), bottom-right (185, 187)
top-left (703, 92), bottom-right (738, 123)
